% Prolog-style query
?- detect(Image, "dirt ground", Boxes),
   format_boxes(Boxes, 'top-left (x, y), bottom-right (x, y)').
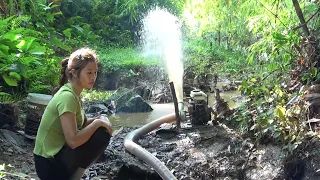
top-left (1, 121), bottom-right (320, 180)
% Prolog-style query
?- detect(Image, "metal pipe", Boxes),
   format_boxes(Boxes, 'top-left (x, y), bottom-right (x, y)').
top-left (169, 82), bottom-right (181, 129)
top-left (124, 113), bottom-right (177, 180)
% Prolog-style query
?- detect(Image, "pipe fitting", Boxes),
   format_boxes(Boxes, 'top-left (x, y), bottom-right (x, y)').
top-left (178, 102), bottom-right (186, 122)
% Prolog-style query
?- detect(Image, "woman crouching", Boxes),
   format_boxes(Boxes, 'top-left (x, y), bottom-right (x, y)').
top-left (33, 48), bottom-right (112, 180)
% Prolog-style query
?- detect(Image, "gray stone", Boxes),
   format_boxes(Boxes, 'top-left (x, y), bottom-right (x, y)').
top-left (87, 104), bottom-right (108, 114)
top-left (117, 95), bottom-right (153, 113)
top-left (0, 129), bottom-right (27, 147)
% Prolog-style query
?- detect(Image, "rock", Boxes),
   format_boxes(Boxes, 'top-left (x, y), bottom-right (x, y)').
top-left (134, 86), bottom-right (152, 101)
top-left (89, 170), bottom-right (97, 178)
top-left (0, 103), bottom-right (17, 129)
top-left (84, 101), bottom-right (116, 117)
top-left (158, 143), bottom-right (176, 152)
top-left (3, 151), bottom-right (13, 156)
top-left (0, 129), bottom-right (27, 147)
top-left (138, 139), bottom-right (150, 148)
top-left (87, 103), bottom-right (108, 114)
top-left (117, 95), bottom-right (153, 113)
top-left (7, 148), bottom-right (13, 153)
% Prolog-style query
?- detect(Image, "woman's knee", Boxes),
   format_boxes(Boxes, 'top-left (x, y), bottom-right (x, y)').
top-left (90, 127), bottom-right (111, 146)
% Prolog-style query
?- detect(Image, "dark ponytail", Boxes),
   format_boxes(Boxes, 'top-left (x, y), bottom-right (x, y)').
top-left (52, 58), bottom-right (69, 95)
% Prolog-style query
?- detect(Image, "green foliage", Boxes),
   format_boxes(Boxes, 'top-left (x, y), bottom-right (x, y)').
top-left (98, 47), bottom-right (161, 73)
top-left (0, 16), bottom-right (46, 87)
top-left (81, 89), bottom-right (113, 102)
top-left (183, 0), bottom-right (319, 153)
top-left (0, 92), bottom-right (25, 104)
top-left (184, 37), bottom-right (247, 76)
top-left (61, 0), bottom-right (186, 45)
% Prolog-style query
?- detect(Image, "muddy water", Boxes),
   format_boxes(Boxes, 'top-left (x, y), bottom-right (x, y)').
top-left (108, 90), bottom-right (241, 129)
top-left (108, 103), bottom-right (175, 129)
top-left (208, 90), bottom-right (241, 109)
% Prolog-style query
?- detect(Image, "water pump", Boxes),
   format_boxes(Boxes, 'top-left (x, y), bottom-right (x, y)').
top-left (187, 90), bottom-right (211, 125)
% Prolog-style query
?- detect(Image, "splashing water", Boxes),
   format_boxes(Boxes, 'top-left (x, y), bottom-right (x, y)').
top-left (141, 8), bottom-right (184, 102)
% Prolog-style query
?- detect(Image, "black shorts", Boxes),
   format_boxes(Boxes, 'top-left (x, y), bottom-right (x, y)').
top-left (34, 127), bottom-right (111, 180)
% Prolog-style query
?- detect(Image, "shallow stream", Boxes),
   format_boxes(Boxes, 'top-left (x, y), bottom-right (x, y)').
top-left (108, 90), bottom-right (241, 129)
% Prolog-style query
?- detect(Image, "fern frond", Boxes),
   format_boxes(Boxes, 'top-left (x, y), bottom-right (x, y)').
top-left (0, 92), bottom-right (26, 104)
top-left (0, 15), bottom-right (31, 33)
top-left (0, 93), bottom-right (14, 104)
top-left (9, 15), bottom-right (31, 29)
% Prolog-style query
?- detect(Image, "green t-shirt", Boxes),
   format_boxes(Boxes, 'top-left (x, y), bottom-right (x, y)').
top-left (33, 83), bottom-right (84, 158)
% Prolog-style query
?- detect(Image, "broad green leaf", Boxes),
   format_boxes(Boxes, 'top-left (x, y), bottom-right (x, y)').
top-left (71, 25), bottom-right (84, 33)
top-left (22, 38), bottom-right (36, 51)
top-left (29, 46), bottom-right (46, 55)
top-left (49, 38), bottom-right (71, 52)
top-left (274, 106), bottom-right (286, 120)
top-left (248, 52), bottom-right (255, 64)
top-left (9, 72), bottom-right (21, 80)
top-left (0, 44), bottom-right (9, 55)
top-left (274, 86), bottom-right (283, 97)
top-left (0, 38), bottom-right (18, 51)
top-left (3, 33), bottom-right (21, 41)
top-left (301, 73), bottom-right (309, 81)
top-left (260, 86), bottom-right (269, 93)
top-left (2, 74), bottom-right (18, 86)
top-left (250, 78), bottom-right (257, 83)
top-left (63, 28), bottom-right (72, 39)
top-left (17, 63), bottom-right (27, 76)
top-left (311, 67), bottom-right (318, 78)
top-left (316, 71), bottom-right (320, 80)
top-left (272, 32), bottom-right (287, 41)
top-left (53, 12), bottom-right (63, 16)
top-left (16, 40), bottom-right (26, 49)
top-left (47, 14), bottom-right (55, 22)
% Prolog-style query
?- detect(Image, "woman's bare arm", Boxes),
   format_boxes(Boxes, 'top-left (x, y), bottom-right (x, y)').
top-left (60, 112), bottom-right (102, 149)
top-left (82, 115), bottom-right (96, 128)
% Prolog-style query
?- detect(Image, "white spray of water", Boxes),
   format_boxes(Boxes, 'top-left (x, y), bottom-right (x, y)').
top-left (141, 8), bottom-right (184, 102)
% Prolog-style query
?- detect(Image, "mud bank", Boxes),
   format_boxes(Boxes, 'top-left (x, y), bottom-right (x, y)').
top-left (2, 122), bottom-right (320, 179)
top-left (83, 122), bottom-right (285, 180)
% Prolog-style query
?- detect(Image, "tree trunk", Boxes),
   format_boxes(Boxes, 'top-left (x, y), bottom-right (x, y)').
top-left (0, 0), bottom-right (6, 17)
top-left (292, 0), bottom-right (310, 36)
top-left (218, 29), bottom-right (221, 46)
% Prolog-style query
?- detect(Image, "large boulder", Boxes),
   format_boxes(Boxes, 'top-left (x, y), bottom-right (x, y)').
top-left (134, 86), bottom-right (152, 101)
top-left (117, 95), bottom-right (153, 113)
top-left (114, 89), bottom-right (153, 113)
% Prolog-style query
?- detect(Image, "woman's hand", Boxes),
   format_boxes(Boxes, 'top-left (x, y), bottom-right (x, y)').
top-left (96, 116), bottom-right (113, 135)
